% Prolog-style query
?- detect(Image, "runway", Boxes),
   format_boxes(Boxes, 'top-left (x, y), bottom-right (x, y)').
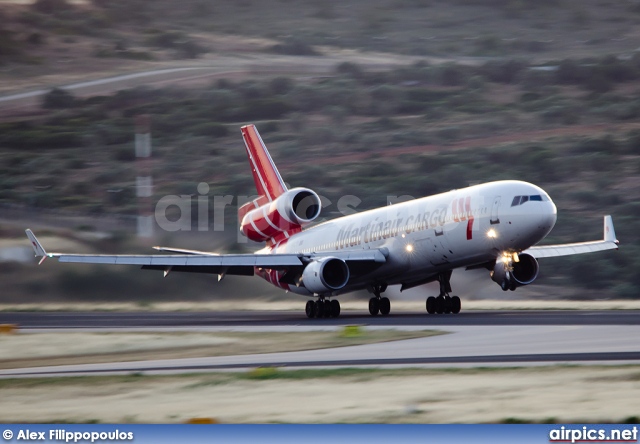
top-left (0, 310), bottom-right (639, 377)
top-left (1, 309), bottom-right (639, 329)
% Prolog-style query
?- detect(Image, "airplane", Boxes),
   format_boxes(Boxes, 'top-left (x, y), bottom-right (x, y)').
top-left (26, 124), bottom-right (619, 318)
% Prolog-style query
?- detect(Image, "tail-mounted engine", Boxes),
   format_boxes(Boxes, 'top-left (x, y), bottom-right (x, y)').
top-left (301, 256), bottom-right (350, 294)
top-left (491, 252), bottom-right (539, 291)
top-left (240, 187), bottom-right (321, 242)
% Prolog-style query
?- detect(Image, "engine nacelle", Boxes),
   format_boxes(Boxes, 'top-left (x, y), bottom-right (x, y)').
top-left (301, 257), bottom-right (350, 294)
top-left (240, 187), bottom-right (321, 242)
top-left (491, 253), bottom-right (539, 290)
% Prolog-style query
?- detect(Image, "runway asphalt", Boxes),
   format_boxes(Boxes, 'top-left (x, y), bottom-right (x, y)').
top-left (1, 309), bottom-right (639, 328)
top-left (1, 324), bottom-right (638, 377)
top-left (1, 310), bottom-right (638, 377)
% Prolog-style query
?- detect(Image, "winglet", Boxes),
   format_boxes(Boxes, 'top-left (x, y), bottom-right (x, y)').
top-left (604, 215), bottom-right (618, 244)
top-left (25, 229), bottom-right (49, 264)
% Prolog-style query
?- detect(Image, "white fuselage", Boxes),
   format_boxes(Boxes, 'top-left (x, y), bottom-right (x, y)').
top-left (262, 180), bottom-right (557, 295)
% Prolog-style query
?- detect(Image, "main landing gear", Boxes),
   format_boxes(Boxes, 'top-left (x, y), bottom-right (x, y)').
top-left (305, 298), bottom-right (341, 318)
top-left (368, 283), bottom-right (391, 316)
top-left (426, 271), bottom-right (461, 315)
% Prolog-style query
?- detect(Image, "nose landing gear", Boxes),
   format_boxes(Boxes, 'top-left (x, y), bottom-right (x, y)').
top-left (426, 271), bottom-right (461, 315)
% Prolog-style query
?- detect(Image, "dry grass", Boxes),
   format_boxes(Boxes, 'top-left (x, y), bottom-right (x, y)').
top-left (0, 365), bottom-right (638, 423)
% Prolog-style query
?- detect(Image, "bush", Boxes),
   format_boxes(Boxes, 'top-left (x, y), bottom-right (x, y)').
top-left (269, 77), bottom-right (294, 95)
top-left (26, 32), bottom-right (45, 45)
top-left (189, 122), bottom-right (229, 138)
top-left (0, 29), bottom-right (21, 58)
top-left (271, 38), bottom-right (319, 56)
top-left (336, 62), bottom-right (364, 80)
top-left (113, 146), bottom-right (135, 162)
top-left (597, 55), bottom-right (637, 83)
top-left (475, 35), bottom-right (501, 54)
top-left (33, 0), bottom-right (71, 14)
top-left (555, 59), bottom-right (589, 85)
top-left (146, 31), bottom-right (207, 58)
top-left (481, 60), bottom-right (526, 84)
top-left (436, 126), bottom-right (461, 143)
top-left (436, 64), bottom-right (468, 86)
top-left (231, 98), bottom-right (290, 121)
top-left (42, 88), bottom-right (76, 109)
top-left (539, 105), bottom-right (579, 125)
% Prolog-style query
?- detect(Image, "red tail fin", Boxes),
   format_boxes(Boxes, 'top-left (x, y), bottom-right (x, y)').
top-left (241, 124), bottom-right (287, 201)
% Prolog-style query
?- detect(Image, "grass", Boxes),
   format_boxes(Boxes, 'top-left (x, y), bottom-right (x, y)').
top-left (0, 363), bottom-right (632, 387)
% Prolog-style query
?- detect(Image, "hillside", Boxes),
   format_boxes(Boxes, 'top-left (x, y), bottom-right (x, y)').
top-left (0, 0), bottom-right (638, 301)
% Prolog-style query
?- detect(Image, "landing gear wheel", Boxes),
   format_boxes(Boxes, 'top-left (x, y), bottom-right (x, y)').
top-left (368, 297), bottom-right (380, 316)
top-left (379, 297), bottom-right (391, 316)
top-left (323, 301), bottom-right (332, 318)
top-left (435, 295), bottom-right (445, 314)
top-left (451, 296), bottom-right (461, 314)
top-left (426, 296), bottom-right (436, 314)
top-left (315, 300), bottom-right (325, 318)
top-left (510, 281), bottom-right (517, 291)
top-left (330, 299), bottom-right (341, 318)
top-left (501, 280), bottom-right (509, 291)
top-left (444, 296), bottom-right (452, 314)
top-left (305, 300), bottom-right (316, 318)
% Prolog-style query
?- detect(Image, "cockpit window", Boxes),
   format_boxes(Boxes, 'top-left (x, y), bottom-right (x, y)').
top-left (511, 194), bottom-right (548, 206)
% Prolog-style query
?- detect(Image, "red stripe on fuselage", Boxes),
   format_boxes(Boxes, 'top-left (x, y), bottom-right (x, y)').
top-left (465, 196), bottom-right (474, 240)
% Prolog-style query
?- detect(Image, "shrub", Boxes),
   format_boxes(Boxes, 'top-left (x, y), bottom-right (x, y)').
top-left (113, 146), bottom-right (135, 162)
top-left (475, 35), bottom-right (501, 54)
top-left (0, 29), bottom-right (21, 58)
top-left (271, 38), bottom-right (319, 56)
top-left (26, 32), bottom-right (45, 45)
top-left (42, 88), bottom-right (76, 109)
top-left (539, 105), bottom-right (579, 125)
top-left (436, 64), bottom-right (468, 86)
top-left (33, 0), bottom-right (71, 14)
top-left (481, 60), bottom-right (526, 84)
top-left (436, 126), bottom-right (461, 143)
top-left (189, 122), bottom-right (229, 138)
top-left (146, 31), bottom-right (207, 58)
top-left (335, 62), bottom-right (364, 80)
top-left (555, 59), bottom-right (589, 85)
top-left (269, 77), bottom-right (294, 95)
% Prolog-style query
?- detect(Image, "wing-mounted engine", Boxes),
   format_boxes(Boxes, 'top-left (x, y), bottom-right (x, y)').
top-left (301, 256), bottom-right (350, 294)
top-left (240, 187), bottom-right (322, 242)
top-left (491, 252), bottom-right (539, 291)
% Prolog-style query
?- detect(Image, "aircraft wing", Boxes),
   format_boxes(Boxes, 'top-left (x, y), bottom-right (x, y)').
top-left (152, 246), bottom-right (220, 255)
top-left (25, 230), bottom-right (386, 276)
top-left (523, 215), bottom-right (619, 259)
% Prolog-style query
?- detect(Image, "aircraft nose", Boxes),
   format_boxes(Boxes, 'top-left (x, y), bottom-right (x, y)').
top-left (541, 198), bottom-right (557, 232)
